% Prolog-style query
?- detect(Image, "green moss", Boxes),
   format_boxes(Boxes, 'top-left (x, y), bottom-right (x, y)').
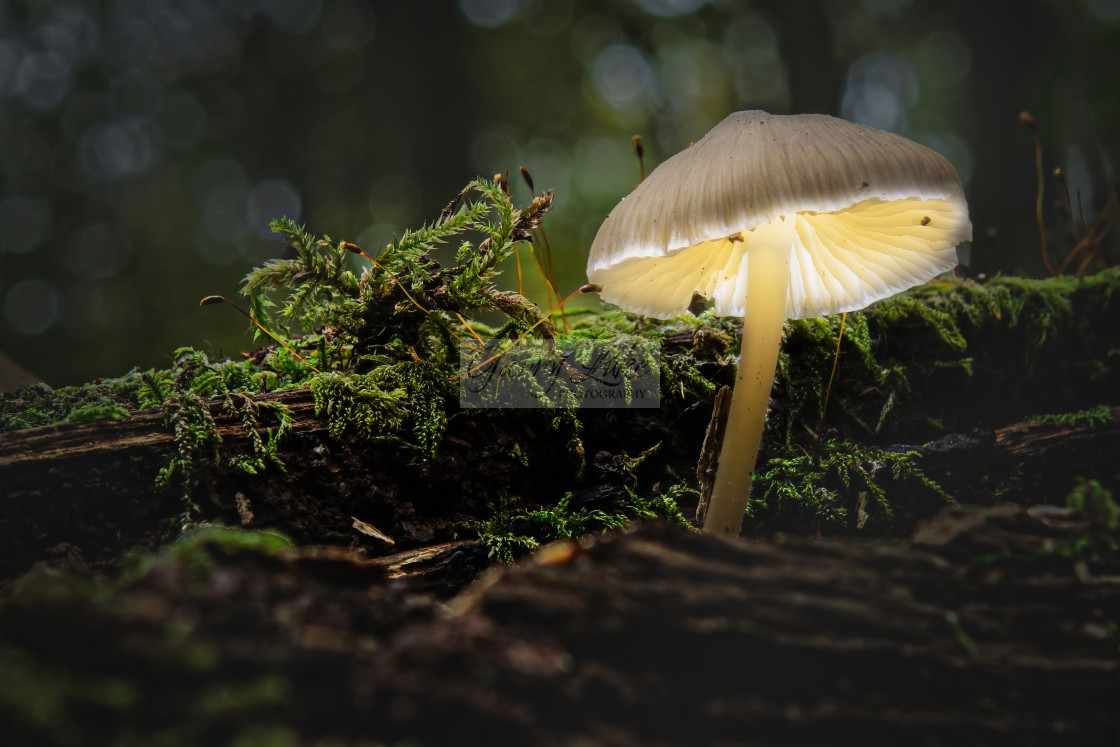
top-left (770, 268), bottom-right (1120, 452)
top-left (943, 611), bottom-right (979, 661)
top-left (308, 371), bottom-right (409, 441)
top-left (0, 526), bottom-right (297, 744)
top-left (121, 524), bottom-right (294, 589)
top-left (155, 386), bottom-right (295, 517)
top-left (972, 478), bottom-right (1119, 565)
top-left (1065, 477), bottom-right (1119, 533)
top-left (65, 403), bottom-right (131, 423)
top-left (1, 379), bottom-right (142, 431)
top-left (1028, 404), bottom-right (1116, 429)
top-left (396, 360), bottom-right (455, 454)
top-left (156, 392), bottom-right (222, 517)
top-left (178, 521), bottom-right (295, 556)
top-left (467, 483), bottom-right (696, 564)
top-left (874, 291), bottom-right (969, 352)
top-left (224, 393), bottom-right (295, 475)
top-left (0, 645), bottom-right (138, 728)
top-left (907, 270), bottom-right (1119, 373)
top-left (751, 440), bottom-right (950, 533)
top-left (193, 675), bottom-right (289, 718)
top-left (243, 179), bottom-right (556, 372)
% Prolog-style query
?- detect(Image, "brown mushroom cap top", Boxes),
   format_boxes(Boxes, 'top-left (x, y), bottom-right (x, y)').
top-left (587, 111), bottom-right (973, 319)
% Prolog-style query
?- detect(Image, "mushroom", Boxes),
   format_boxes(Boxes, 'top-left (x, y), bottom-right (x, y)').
top-left (586, 111), bottom-right (972, 535)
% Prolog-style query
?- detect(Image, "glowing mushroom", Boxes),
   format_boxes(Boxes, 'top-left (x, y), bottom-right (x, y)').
top-left (586, 111), bottom-right (972, 535)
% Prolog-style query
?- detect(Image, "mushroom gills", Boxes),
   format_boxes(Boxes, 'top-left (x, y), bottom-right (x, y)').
top-left (589, 196), bottom-right (965, 320)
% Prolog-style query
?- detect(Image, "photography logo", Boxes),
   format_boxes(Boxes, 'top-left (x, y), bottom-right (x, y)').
top-left (459, 337), bottom-right (660, 409)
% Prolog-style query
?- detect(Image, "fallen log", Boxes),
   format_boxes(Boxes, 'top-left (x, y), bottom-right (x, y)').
top-left (0, 506), bottom-right (1116, 745)
top-left (2, 391), bottom-right (1118, 584)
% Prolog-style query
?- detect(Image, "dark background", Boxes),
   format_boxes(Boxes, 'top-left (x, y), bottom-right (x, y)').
top-left (1, 0), bottom-right (1116, 386)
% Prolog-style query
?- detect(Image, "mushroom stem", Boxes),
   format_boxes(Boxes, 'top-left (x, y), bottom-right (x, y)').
top-left (702, 217), bottom-right (794, 535)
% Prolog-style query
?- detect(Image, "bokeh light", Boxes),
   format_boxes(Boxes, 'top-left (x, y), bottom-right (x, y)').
top-left (633, 0), bottom-right (707, 18)
top-left (265, 0), bottom-right (324, 34)
top-left (0, 197), bottom-right (50, 256)
top-left (63, 222), bottom-right (131, 280)
top-left (4, 279), bottom-right (62, 337)
top-left (157, 92), bottom-right (208, 150)
top-left (841, 54), bottom-right (919, 132)
top-left (247, 179), bottom-right (302, 240)
top-left (1086, 0), bottom-right (1120, 22)
top-left (60, 280), bottom-right (104, 332)
top-left (459, 0), bottom-right (523, 28)
top-left (591, 44), bottom-right (657, 112)
top-left (721, 12), bottom-right (790, 110)
top-left (914, 32), bottom-right (971, 90)
top-left (573, 135), bottom-right (635, 203)
top-left (79, 117), bottom-right (160, 182)
top-left (471, 124), bottom-right (523, 176)
top-left (321, 0), bottom-right (377, 51)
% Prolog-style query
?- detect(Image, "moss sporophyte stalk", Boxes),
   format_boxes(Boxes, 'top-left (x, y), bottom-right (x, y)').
top-left (3, 172), bottom-right (1118, 556)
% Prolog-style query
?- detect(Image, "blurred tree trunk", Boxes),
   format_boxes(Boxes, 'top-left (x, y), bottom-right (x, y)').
top-left (773, 0), bottom-right (842, 115)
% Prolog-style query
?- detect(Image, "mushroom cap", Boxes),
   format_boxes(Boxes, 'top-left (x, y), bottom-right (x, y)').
top-left (587, 111), bottom-right (973, 319)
